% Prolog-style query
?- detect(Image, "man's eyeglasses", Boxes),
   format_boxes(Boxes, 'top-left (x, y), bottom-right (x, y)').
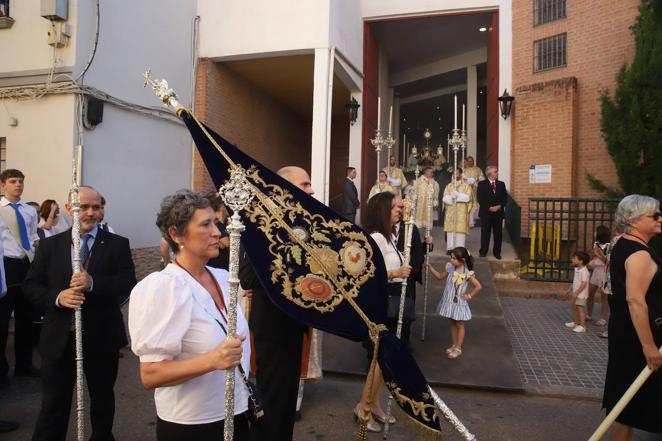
top-left (648, 211), bottom-right (661, 221)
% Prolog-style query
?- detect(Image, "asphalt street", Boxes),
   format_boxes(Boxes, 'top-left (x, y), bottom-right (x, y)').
top-left (1, 347), bottom-right (609, 441)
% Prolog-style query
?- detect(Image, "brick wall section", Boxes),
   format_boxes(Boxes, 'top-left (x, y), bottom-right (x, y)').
top-left (511, 0), bottom-right (639, 202)
top-left (131, 247), bottom-right (161, 282)
top-left (512, 77), bottom-right (578, 234)
top-left (193, 58), bottom-right (312, 192)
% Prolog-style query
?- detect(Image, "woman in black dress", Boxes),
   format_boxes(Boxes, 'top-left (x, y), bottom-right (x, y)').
top-left (603, 195), bottom-right (662, 440)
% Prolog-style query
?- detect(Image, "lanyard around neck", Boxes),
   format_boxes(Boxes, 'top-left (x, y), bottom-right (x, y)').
top-left (175, 260), bottom-right (227, 323)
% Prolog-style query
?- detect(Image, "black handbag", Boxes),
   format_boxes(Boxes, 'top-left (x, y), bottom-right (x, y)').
top-left (387, 294), bottom-right (416, 322)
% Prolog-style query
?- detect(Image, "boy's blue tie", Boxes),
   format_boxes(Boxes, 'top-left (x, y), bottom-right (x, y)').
top-left (9, 203), bottom-right (30, 250)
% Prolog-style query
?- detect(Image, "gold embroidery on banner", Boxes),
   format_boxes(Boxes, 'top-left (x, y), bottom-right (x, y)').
top-left (340, 242), bottom-right (368, 276)
top-left (386, 382), bottom-right (439, 424)
top-left (243, 168), bottom-right (376, 314)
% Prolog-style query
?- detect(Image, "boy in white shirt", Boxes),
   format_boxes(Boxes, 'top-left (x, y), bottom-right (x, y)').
top-left (565, 251), bottom-right (591, 333)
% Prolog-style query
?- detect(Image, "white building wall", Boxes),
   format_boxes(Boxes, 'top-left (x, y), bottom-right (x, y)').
top-left (197, 0), bottom-right (331, 60)
top-left (0, 0), bottom-right (78, 73)
top-left (72, 0), bottom-right (197, 248)
top-left (361, 0), bottom-right (500, 19)
top-left (0, 0), bottom-right (196, 249)
top-left (82, 108), bottom-right (191, 248)
top-left (0, 96), bottom-right (76, 208)
top-left (329, 0), bottom-right (363, 71)
top-left (498, 0), bottom-right (513, 188)
top-left (75, 0), bottom-right (197, 108)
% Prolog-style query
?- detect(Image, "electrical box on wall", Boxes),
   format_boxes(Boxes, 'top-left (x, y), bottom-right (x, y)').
top-left (41, 0), bottom-right (68, 21)
top-left (47, 22), bottom-right (71, 47)
top-left (83, 96), bottom-right (104, 130)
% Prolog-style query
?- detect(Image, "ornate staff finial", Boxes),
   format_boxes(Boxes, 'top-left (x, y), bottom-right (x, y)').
top-left (219, 166), bottom-right (255, 213)
top-left (143, 68), bottom-right (183, 111)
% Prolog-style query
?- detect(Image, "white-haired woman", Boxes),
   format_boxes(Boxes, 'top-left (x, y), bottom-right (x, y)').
top-left (602, 194), bottom-right (662, 440)
top-left (129, 190), bottom-right (250, 440)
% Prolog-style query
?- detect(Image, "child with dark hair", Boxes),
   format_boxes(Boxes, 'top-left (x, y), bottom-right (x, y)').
top-left (427, 247), bottom-right (482, 360)
top-left (565, 251), bottom-right (591, 333)
top-left (587, 225), bottom-right (611, 324)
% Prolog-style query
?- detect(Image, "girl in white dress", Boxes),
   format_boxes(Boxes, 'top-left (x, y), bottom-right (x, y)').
top-left (427, 247), bottom-right (481, 359)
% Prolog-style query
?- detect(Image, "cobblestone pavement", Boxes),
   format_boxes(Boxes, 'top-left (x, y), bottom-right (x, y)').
top-left (501, 297), bottom-right (609, 398)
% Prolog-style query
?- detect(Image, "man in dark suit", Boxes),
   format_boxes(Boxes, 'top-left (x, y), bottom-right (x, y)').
top-left (240, 166), bottom-right (312, 441)
top-left (477, 166), bottom-right (508, 259)
top-left (342, 167), bottom-right (360, 223)
top-left (24, 186), bottom-right (136, 441)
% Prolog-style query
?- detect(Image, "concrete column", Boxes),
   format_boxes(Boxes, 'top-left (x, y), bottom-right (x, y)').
top-left (310, 47), bottom-right (335, 204)
top-left (499, 0), bottom-right (513, 188)
top-left (467, 64), bottom-right (478, 160)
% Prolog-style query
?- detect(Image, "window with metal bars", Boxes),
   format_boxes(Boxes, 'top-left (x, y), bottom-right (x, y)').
top-left (534, 33), bottom-right (567, 72)
top-left (533, 0), bottom-right (567, 26)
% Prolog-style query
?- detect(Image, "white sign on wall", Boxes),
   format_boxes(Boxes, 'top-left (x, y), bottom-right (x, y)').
top-left (529, 164), bottom-right (552, 184)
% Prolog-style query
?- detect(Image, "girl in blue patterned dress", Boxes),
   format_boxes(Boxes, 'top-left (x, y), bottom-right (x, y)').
top-left (427, 247), bottom-right (482, 359)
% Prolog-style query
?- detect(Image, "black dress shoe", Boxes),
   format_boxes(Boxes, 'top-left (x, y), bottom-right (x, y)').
top-left (0, 420), bottom-right (19, 433)
top-left (494, 255), bottom-right (502, 260)
top-left (479, 253), bottom-right (487, 258)
top-left (295, 410), bottom-right (302, 421)
top-left (14, 366), bottom-right (40, 378)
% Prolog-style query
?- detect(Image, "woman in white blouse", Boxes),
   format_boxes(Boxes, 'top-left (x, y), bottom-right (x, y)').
top-left (129, 190), bottom-right (250, 441)
top-left (353, 191), bottom-right (411, 433)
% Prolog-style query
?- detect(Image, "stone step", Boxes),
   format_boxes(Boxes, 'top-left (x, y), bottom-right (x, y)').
top-left (495, 278), bottom-right (606, 302)
top-left (487, 258), bottom-right (521, 280)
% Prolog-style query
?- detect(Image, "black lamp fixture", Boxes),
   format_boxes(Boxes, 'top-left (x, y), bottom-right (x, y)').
top-left (346, 97), bottom-right (360, 125)
top-left (498, 89), bottom-right (515, 119)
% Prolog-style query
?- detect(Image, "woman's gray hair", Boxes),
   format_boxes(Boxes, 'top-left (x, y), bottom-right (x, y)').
top-left (156, 189), bottom-right (211, 253)
top-left (614, 194), bottom-right (659, 233)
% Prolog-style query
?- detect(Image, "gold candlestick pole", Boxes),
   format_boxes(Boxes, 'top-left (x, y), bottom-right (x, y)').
top-left (384, 130), bottom-right (395, 183)
top-left (420, 183), bottom-right (433, 342)
top-left (461, 129), bottom-right (467, 166)
top-left (370, 129), bottom-right (384, 193)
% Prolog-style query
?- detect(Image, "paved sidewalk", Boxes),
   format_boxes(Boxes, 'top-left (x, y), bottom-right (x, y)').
top-left (500, 297), bottom-right (608, 399)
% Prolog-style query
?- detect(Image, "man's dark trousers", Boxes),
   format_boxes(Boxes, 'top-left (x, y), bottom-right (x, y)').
top-left (240, 260), bottom-right (304, 441)
top-left (33, 337), bottom-right (119, 441)
top-left (24, 228), bottom-right (135, 441)
top-left (0, 256), bottom-right (34, 378)
top-left (479, 213), bottom-right (503, 257)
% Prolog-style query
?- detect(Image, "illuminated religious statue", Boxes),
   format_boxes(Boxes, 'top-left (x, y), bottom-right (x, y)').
top-left (407, 146), bottom-right (420, 168)
top-left (433, 144), bottom-right (446, 169)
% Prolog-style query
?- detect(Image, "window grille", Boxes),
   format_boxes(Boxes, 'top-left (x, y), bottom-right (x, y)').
top-left (534, 33), bottom-right (567, 72)
top-left (533, 0), bottom-right (567, 26)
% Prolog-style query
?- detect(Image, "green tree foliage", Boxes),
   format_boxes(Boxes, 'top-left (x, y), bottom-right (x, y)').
top-left (589, 0), bottom-right (662, 197)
